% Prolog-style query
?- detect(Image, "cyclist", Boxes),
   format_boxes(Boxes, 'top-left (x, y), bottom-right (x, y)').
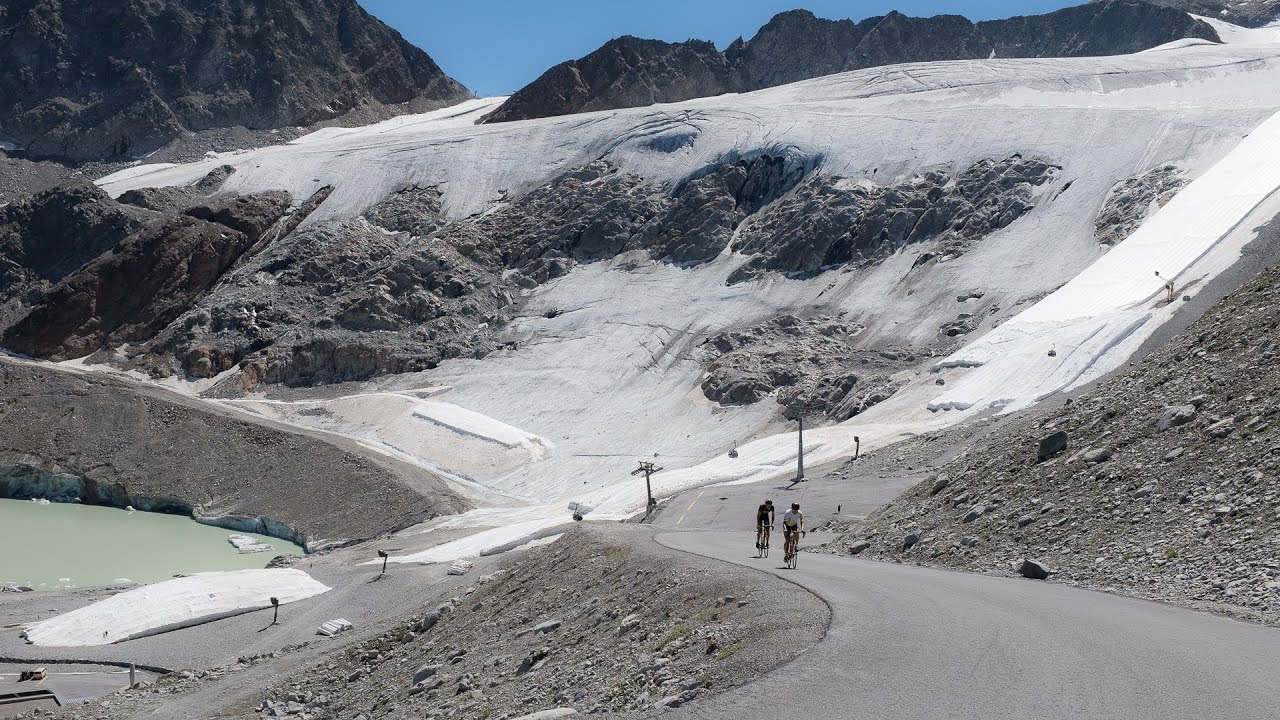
top-left (755, 500), bottom-right (775, 550)
top-left (782, 502), bottom-right (805, 561)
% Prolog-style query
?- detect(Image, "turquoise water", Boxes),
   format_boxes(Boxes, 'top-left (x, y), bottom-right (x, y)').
top-left (0, 499), bottom-right (305, 589)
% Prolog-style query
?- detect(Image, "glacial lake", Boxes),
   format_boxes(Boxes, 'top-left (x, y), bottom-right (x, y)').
top-left (0, 499), bottom-right (305, 589)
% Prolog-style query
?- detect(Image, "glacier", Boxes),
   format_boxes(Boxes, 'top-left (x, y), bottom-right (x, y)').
top-left (95, 31), bottom-right (1280, 560)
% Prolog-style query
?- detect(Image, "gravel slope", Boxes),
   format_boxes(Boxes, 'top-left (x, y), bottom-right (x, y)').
top-left (0, 359), bottom-right (467, 548)
top-left (31, 525), bottom-right (827, 720)
top-left (829, 249), bottom-right (1280, 625)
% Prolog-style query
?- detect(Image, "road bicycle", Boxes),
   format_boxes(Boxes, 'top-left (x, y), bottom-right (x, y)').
top-left (756, 524), bottom-right (772, 558)
top-left (784, 529), bottom-right (804, 569)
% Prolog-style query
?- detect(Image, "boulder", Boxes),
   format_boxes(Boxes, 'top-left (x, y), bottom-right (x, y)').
top-left (1082, 448), bottom-right (1113, 464)
top-left (1037, 431), bottom-right (1069, 461)
top-left (1206, 419), bottom-right (1234, 439)
top-left (1017, 559), bottom-right (1052, 580)
top-left (412, 664), bottom-right (441, 685)
top-left (1157, 404), bottom-right (1197, 432)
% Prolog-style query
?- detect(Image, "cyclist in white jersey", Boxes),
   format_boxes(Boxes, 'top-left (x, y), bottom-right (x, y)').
top-left (782, 503), bottom-right (805, 560)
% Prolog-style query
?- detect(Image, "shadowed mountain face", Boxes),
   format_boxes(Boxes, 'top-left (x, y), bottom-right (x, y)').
top-left (0, 0), bottom-right (472, 161)
top-left (482, 1), bottom-right (1220, 124)
top-left (1131, 0), bottom-right (1280, 27)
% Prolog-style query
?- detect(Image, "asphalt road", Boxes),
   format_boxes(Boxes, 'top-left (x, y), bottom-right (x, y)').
top-left (0, 668), bottom-right (149, 705)
top-left (656, 531), bottom-right (1280, 720)
top-left (650, 463), bottom-right (930, 533)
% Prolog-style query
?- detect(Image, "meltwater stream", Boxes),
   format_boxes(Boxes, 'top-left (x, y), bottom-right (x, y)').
top-left (0, 499), bottom-right (305, 589)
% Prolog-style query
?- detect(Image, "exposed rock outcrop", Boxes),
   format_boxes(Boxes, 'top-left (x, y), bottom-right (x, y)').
top-left (134, 214), bottom-right (515, 387)
top-left (700, 315), bottom-right (912, 421)
top-left (116, 164), bottom-right (239, 213)
top-left (0, 0), bottom-right (471, 161)
top-left (362, 185), bottom-right (447, 238)
top-left (728, 156), bottom-right (1059, 283)
top-left (3, 191), bottom-right (292, 360)
top-left (484, 2), bottom-right (1219, 123)
top-left (0, 184), bottom-right (150, 331)
top-left (1095, 165), bottom-right (1187, 246)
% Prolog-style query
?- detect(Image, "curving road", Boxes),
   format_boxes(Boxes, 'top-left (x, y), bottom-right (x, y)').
top-left (656, 531), bottom-right (1280, 720)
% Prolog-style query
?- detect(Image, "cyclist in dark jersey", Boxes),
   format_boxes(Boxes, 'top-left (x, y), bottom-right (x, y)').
top-left (755, 500), bottom-right (774, 550)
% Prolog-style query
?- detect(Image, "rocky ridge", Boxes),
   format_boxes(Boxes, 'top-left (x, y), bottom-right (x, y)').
top-left (483, 2), bottom-right (1219, 123)
top-left (106, 153), bottom-right (1058, 388)
top-left (0, 183), bottom-right (151, 332)
top-left (0, 176), bottom-right (305, 361)
top-left (828, 257), bottom-right (1280, 626)
top-left (0, 0), bottom-right (471, 162)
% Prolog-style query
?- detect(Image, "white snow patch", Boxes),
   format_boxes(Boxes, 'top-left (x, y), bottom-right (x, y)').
top-left (23, 569), bottom-right (330, 646)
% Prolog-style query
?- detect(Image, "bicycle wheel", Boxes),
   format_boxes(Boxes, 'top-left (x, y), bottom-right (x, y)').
top-left (762, 531), bottom-right (769, 558)
top-left (787, 540), bottom-right (798, 569)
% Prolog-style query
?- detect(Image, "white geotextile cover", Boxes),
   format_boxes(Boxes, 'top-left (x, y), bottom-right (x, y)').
top-left (23, 569), bottom-right (330, 647)
top-left (928, 108), bottom-right (1280, 413)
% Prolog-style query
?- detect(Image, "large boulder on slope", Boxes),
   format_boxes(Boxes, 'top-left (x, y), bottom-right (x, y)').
top-left (1037, 431), bottom-right (1070, 461)
top-left (1017, 559), bottom-right (1052, 580)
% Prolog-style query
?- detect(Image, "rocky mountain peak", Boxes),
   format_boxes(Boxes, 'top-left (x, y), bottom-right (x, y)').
top-left (483, 1), bottom-right (1219, 124)
top-left (0, 0), bottom-right (472, 161)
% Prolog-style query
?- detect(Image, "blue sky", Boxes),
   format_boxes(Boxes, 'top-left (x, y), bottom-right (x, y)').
top-left (358, 1), bottom-right (1081, 97)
